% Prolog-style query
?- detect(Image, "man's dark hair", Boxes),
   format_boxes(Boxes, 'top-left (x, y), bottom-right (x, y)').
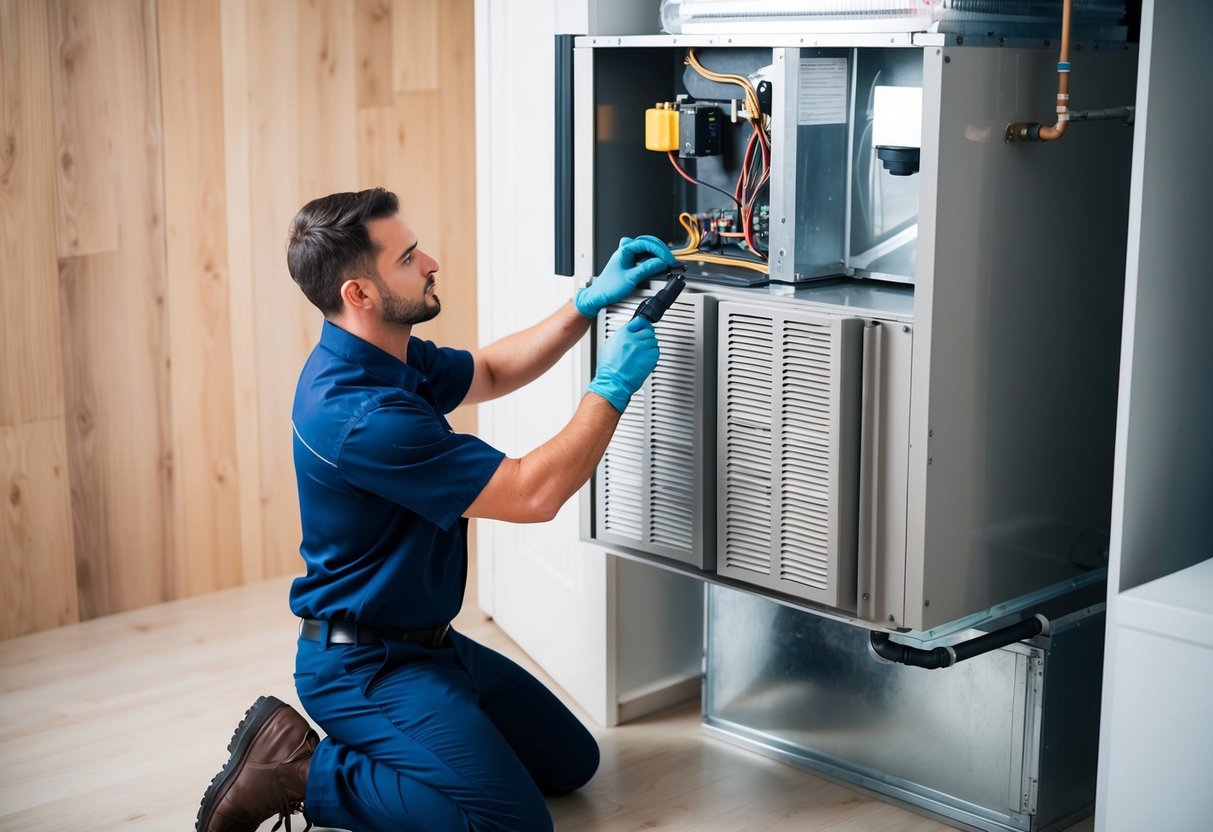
top-left (287, 188), bottom-right (400, 315)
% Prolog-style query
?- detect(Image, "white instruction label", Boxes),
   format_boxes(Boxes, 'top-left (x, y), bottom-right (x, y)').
top-left (798, 58), bottom-right (848, 125)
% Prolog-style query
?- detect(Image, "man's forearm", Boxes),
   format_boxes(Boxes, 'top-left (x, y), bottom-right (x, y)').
top-left (465, 392), bottom-right (621, 523)
top-left (468, 301), bottom-right (590, 404)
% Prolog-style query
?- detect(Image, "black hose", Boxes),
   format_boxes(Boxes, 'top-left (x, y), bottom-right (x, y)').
top-left (869, 614), bottom-right (1049, 669)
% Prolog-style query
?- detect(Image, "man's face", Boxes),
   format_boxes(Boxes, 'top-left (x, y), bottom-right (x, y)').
top-left (364, 214), bottom-right (442, 326)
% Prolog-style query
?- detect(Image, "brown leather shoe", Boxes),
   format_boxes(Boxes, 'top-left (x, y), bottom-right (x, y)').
top-left (196, 695), bottom-right (318, 832)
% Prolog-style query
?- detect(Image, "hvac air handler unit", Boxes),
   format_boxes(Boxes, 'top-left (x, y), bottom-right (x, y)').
top-left (566, 5), bottom-right (1136, 829)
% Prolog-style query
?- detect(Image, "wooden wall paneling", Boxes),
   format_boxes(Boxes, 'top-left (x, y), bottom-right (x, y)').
top-left (59, 254), bottom-right (171, 619)
top-left (246, 0), bottom-right (312, 580)
top-left (391, 0), bottom-right (438, 92)
top-left (296, 0), bottom-right (358, 200)
top-left (0, 424), bottom-right (78, 640)
top-left (45, 0), bottom-right (119, 258)
top-left (1, 421), bottom-right (79, 639)
top-left (355, 0), bottom-right (392, 107)
top-left (156, 0), bottom-right (243, 597)
top-left (219, 0), bottom-right (266, 585)
top-left (354, 104), bottom-right (395, 189)
top-left (1, 0), bottom-right (69, 427)
top-left (55, 0), bottom-right (175, 620)
top-left (0, 0), bottom-right (78, 640)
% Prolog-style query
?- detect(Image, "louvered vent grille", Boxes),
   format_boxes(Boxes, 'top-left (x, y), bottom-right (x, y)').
top-left (722, 313), bottom-right (774, 576)
top-left (649, 302), bottom-right (697, 550)
top-left (718, 303), bottom-right (860, 608)
top-left (600, 305), bottom-right (644, 540)
top-left (595, 293), bottom-right (707, 566)
top-left (779, 319), bottom-right (834, 591)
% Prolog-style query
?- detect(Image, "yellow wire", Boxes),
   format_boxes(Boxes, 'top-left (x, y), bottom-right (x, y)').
top-left (686, 49), bottom-right (761, 121)
top-left (676, 253), bottom-right (770, 275)
top-left (672, 211), bottom-right (768, 273)
top-left (673, 212), bottom-right (701, 256)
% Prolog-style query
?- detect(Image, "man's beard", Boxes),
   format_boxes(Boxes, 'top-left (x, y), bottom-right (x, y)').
top-left (379, 280), bottom-right (441, 326)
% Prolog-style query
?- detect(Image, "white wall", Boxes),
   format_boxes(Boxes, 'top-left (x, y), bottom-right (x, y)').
top-left (1096, 0), bottom-right (1213, 827)
top-left (475, 0), bottom-right (703, 727)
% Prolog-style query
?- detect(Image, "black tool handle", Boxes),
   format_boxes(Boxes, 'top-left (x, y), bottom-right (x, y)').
top-left (632, 273), bottom-right (687, 324)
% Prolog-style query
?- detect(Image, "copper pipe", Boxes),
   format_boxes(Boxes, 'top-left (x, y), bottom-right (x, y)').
top-left (1005, 0), bottom-right (1073, 143)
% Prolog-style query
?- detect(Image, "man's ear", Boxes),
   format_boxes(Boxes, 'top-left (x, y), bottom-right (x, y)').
top-left (340, 278), bottom-right (375, 311)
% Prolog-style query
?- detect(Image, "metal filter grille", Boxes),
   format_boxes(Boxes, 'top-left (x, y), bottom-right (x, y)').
top-left (779, 318), bottom-right (836, 592)
top-left (600, 305), bottom-right (645, 540)
top-left (721, 312), bottom-right (774, 576)
top-left (718, 303), bottom-right (858, 606)
top-left (649, 302), bottom-right (698, 550)
top-left (597, 294), bottom-right (703, 561)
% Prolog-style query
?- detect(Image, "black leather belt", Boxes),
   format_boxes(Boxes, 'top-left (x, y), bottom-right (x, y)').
top-left (299, 618), bottom-right (451, 648)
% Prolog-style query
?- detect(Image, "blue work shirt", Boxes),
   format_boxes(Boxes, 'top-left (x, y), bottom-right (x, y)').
top-left (288, 321), bottom-right (505, 629)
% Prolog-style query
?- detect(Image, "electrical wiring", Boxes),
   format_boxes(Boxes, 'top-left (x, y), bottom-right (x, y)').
top-left (685, 48), bottom-right (771, 259)
top-left (667, 152), bottom-right (742, 210)
top-left (677, 252), bottom-right (770, 275)
top-left (686, 49), bottom-right (761, 122)
top-left (673, 212), bottom-right (702, 256)
top-left (670, 211), bottom-right (769, 275)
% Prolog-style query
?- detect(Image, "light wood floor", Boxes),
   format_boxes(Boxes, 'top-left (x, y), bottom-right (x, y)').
top-left (0, 577), bottom-right (1094, 832)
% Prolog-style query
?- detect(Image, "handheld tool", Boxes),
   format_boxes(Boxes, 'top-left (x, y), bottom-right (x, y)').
top-left (632, 268), bottom-right (687, 324)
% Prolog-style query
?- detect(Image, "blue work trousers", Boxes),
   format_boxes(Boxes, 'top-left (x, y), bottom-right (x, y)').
top-left (294, 627), bottom-right (599, 831)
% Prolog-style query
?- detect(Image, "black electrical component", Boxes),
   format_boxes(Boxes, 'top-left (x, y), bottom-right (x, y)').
top-left (632, 271), bottom-right (687, 324)
top-left (679, 105), bottom-right (722, 158)
top-left (756, 80), bottom-right (773, 116)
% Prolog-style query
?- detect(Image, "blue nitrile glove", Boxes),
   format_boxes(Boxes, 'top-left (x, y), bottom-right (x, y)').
top-left (574, 235), bottom-right (679, 318)
top-left (588, 317), bottom-right (660, 413)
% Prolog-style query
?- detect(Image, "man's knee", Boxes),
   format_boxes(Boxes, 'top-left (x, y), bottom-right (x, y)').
top-left (542, 733), bottom-right (600, 796)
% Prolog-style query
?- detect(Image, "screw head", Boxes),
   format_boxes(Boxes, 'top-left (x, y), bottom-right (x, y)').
top-left (888, 615), bottom-right (896, 622)
top-left (862, 592), bottom-right (870, 601)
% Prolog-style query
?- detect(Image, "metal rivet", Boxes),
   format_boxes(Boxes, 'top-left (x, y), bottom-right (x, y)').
top-left (902, 325), bottom-right (909, 332)
top-left (862, 592), bottom-right (870, 601)
top-left (944, 56), bottom-right (951, 63)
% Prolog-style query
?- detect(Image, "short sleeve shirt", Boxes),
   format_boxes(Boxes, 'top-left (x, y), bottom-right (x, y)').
top-left (288, 321), bottom-right (505, 629)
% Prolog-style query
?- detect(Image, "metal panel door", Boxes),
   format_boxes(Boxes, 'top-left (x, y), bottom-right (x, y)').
top-left (716, 301), bottom-right (863, 608)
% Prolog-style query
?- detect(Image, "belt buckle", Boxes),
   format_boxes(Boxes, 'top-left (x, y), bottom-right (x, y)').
top-left (431, 623), bottom-right (450, 648)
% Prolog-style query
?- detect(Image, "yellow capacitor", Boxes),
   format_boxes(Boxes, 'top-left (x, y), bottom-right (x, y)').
top-left (645, 104), bottom-right (679, 152)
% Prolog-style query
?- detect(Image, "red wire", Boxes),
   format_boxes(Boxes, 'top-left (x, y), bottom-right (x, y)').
top-left (737, 129), bottom-right (757, 203)
top-left (667, 151), bottom-right (699, 186)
